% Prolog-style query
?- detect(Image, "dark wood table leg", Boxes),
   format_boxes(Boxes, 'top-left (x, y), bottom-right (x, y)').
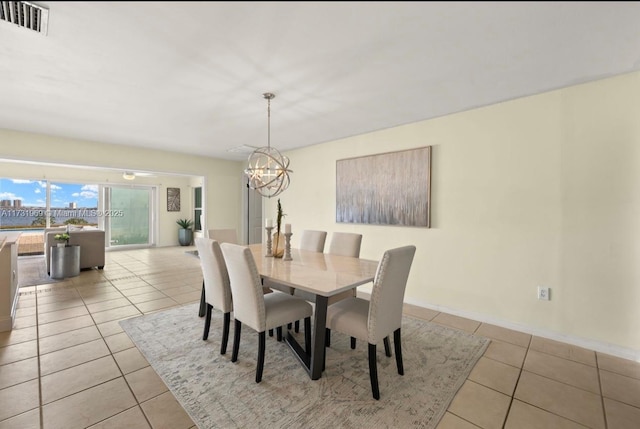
top-left (198, 281), bottom-right (206, 317)
top-left (284, 294), bottom-right (329, 380)
top-left (309, 295), bottom-right (328, 380)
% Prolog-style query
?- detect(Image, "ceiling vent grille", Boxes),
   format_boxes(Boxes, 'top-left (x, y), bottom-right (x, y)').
top-left (0, 1), bottom-right (48, 35)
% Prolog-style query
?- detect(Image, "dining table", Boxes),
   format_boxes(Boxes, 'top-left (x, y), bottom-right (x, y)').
top-left (196, 243), bottom-right (379, 380)
top-left (249, 244), bottom-right (378, 380)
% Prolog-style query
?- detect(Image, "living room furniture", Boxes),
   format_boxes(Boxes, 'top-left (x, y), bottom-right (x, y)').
top-left (49, 245), bottom-right (81, 279)
top-left (325, 245), bottom-right (416, 399)
top-left (247, 243), bottom-right (378, 380)
top-left (0, 232), bottom-right (21, 332)
top-left (44, 228), bottom-right (105, 274)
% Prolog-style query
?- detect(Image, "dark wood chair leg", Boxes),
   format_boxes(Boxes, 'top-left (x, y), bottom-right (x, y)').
top-left (295, 320), bottom-right (300, 333)
top-left (268, 329), bottom-right (273, 337)
top-left (202, 304), bottom-right (212, 340)
top-left (368, 343), bottom-right (380, 400)
top-left (231, 319), bottom-right (241, 362)
top-left (276, 326), bottom-right (283, 342)
top-left (256, 331), bottom-right (266, 383)
top-left (287, 323), bottom-right (292, 330)
top-left (394, 328), bottom-right (404, 375)
top-left (325, 328), bottom-right (331, 347)
top-left (383, 336), bottom-right (392, 357)
top-left (220, 312), bottom-right (230, 355)
top-left (198, 281), bottom-right (206, 317)
top-left (350, 337), bottom-right (356, 349)
top-left (304, 317), bottom-right (311, 354)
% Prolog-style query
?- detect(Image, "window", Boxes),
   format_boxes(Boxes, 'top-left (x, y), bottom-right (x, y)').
top-left (194, 186), bottom-right (202, 231)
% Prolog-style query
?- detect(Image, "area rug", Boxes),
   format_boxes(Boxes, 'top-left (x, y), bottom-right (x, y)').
top-left (120, 303), bottom-right (490, 429)
top-left (18, 255), bottom-right (63, 287)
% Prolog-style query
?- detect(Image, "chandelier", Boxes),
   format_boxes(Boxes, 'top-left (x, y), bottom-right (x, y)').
top-left (244, 92), bottom-right (292, 198)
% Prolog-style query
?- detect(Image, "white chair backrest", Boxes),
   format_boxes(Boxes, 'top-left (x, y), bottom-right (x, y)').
top-left (194, 237), bottom-right (233, 313)
top-left (208, 228), bottom-right (238, 244)
top-left (220, 243), bottom-right (266, 332)
top-left (367, 245), bottom-right (416, 343)
top-left (328, 232), bottom-right (362, 257)
top-left (299, 230), bottom-right (327, 253)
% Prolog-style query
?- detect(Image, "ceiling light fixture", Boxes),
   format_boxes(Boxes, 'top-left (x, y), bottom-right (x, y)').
top-left (122, 171), bottom-right (136, 180)
top-left (244, 92), bottom-right (292, 198)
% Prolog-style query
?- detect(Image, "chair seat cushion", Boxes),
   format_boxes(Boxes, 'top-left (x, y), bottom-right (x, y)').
top-left (326, 297), bottom-right (369, 341)
top-left (263, 293), bottom-right (313, 331)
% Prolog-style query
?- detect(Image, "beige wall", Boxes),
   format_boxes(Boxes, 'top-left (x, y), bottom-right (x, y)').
top-left (266, 71), bottom-right (640, 359)
top-left (0, 130), bottom-right (243, 247)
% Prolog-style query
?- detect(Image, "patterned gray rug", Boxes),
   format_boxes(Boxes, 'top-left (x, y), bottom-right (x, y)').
top-left (120, 302), bottom-right (490, 429)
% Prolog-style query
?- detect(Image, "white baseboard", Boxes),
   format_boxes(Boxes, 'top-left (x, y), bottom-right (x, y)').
top-left (356, 287), bottom-right (639, 363)
top-left (403, 295), bottom-right (640, 363)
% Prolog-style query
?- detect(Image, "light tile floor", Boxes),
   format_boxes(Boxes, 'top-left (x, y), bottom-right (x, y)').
top-left (1, 246), bottom-right (638, 429)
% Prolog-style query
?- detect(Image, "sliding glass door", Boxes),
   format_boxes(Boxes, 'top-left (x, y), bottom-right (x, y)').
top-left (104, 186), bottom-right (155, 248)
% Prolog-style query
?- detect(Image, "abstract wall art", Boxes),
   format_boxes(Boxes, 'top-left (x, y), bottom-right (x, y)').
top-left (336, 146), bottom-right (431, 227)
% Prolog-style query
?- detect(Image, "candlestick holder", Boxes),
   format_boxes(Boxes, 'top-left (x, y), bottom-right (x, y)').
top-left (265, 226), bottom-right (274, 257)
top-left (283, 232), bottom-right (293, 261)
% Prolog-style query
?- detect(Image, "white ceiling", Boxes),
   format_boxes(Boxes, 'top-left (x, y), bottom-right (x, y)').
top-left (2, 1), bottom-right (640, 162)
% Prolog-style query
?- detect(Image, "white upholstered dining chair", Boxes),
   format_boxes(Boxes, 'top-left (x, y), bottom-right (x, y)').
top-left (197, 229), bottom-right (238, 318)
top-left (195, 237), bottom-right (233, 355)
top-left (207, 228), bottom-right (238, 244)
top-left (327, 232), bottom-right (362, 257)
top-left (221, 242), bottom-right (314, 383)
top-left (299, 230), bottom-right (327, 252)
top-left (325, 245), bottom-right (416, 400)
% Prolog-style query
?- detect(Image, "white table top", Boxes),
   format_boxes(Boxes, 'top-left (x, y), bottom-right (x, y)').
top-left (249, 244), bottom-right (378, 297)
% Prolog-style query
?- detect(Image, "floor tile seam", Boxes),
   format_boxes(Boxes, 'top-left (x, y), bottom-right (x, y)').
top-left (0, 331), bottom-right (39, 349)
top-left (120, 290), bottom-right (171, 300)
top-left (597, 366), bottom-right (640, 383)
top-left (0, 368), bottom-right (39, 391)
top-left (39, 346), bottom-right (113, 378)
top-left (0, 407), bottom-right (41, 426)
top-left (513, 345), bottom-right (605, 429)
top-left (527, 347), bottom-right (598, 369)
top-left (121, 367), bottom-right (173, 407)
top-left (38, 334), bottom-right (106, 359)
top-left (40, 370), bottom-right (124, 406)
top-left (85, 404), bottom-right (149, 429)
top-left (35, 311), bottom-right (92, 326)
top-left (36, 320), bottom-right (99, 340)
top-left (87, 302), bottom-right (135, 315)
top-left (498, 347), bottom-right (528, 429)
top-left (39, 375), bottom-right (128, 409)
top-left (599, 392), bottom-right (640, 412)
top-left (508, 399), bottom-right (597, 429)
top-left (36, 302), bottom-right (87, 314)
top-left (479, 353), bottom-right (525, 371)
top-left (519, 368), bottom-right (606, 398)
top-left (35, 292), bottom-right (44, 429)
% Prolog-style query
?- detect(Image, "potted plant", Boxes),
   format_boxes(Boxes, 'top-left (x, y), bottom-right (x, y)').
top-left (176, 218), bottom-right (194, 246)
top-left (54, 232), bottom-right (70, 248)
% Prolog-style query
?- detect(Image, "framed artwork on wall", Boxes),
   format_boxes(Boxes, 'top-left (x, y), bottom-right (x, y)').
top-left (336, 146), bottom-right (431, 227)
top-left (167, 187), bottom-right (181, 212)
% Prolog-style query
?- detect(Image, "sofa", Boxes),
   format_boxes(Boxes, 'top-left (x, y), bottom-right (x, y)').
top-left (44, 227), bottom-right (106, 274)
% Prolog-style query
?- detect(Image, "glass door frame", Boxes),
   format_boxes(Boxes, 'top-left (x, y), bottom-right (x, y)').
top-left (101, 184), bottom-right (158, 249)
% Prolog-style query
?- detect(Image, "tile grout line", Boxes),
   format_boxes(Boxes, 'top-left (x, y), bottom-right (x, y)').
top-left (36, 289), bottom-right (44, 429)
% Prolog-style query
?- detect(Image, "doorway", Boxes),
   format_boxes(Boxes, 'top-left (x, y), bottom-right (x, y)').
top-left (103, 185), bottom-right (155, 248)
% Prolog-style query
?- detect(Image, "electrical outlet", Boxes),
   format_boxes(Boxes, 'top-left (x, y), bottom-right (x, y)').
top-left (537, 286), bottom-right (550, 301)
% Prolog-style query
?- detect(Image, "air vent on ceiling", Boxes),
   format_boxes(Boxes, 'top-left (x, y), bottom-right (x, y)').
top-left (0, 1), bottom-right (48, 35)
